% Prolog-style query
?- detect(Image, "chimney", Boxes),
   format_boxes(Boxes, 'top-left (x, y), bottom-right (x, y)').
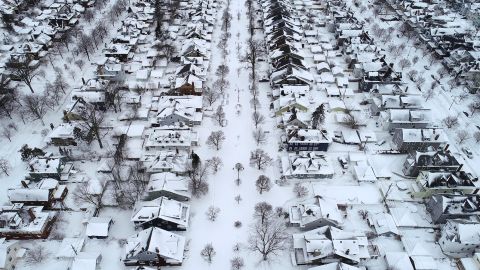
top-left (21, 181), bottom-right (29, 188)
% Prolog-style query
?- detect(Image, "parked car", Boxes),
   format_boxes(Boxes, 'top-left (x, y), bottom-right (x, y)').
top-left (338, 156), bottom-right (348, 169)
top-left (462, 147), bottom-right (473, 159)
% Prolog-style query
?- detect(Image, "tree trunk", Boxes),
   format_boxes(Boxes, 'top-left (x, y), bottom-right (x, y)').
top-left (95, 127), bottom-right (103, 148)
top-left (26, 82), bottom-right (34, 93)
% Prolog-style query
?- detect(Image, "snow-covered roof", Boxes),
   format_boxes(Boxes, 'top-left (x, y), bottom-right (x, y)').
top-left (370, 213), bottom-right (399, 236)
top-left (147, 173), bottom-right (190, 200)
top-left (56, 237), bottom-right (85, 258)
top-left (131, 197), bottom-right (190, 228)
top-left (289, 197), bottom-right (343, 227)
top-left (144, 128), bottom-right (198, 149)
top-left (292, 226), bottom-right (370, 265)
top-left (71, 252), bottom-right (101, 270)
top-left (125, 227), bottom-right (185, 263)
top-left (385, 252), bottom-right (414, 270)
top-left (86, 217), bottom-right (112, 237)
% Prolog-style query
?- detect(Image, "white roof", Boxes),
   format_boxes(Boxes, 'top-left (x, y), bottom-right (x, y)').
top-left (56, 238), bottom-right (85, 258)
top-left (385, 252), bottom-right (414, 270)
top-left (86, 217), bottom-right (112, 237)
top-left (71, 252), bottom-right (101, 270)
top-left (125, 227), bottom-right (185, 263)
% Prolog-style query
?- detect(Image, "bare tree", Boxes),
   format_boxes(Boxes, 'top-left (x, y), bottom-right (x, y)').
top-left (234, 162), bottom-right (244, 180)
top-left (398, 59), bottom-right (411, 71)
top-left (474, 131), bottom-right (480, 143)
top-left (1, 127), bottom-right (13, 142)
top-left (201, 243), bottom-right (216, 263)
top-left (235, 195), bottom-right (242, 204)
top-left (254, 201), bottom-right (273, 224)
top-left (456, 130), bottom-right (470, 144)
top-left (213, 105), bottom-right (226, 127)
top-left (23, 94), bottom-right (49, 125)
top-left (231, 257), bottom-right (245, 270)
top-left (311, 104), bottom-right (326, 129)
top-left (343, 114), bottom-right (359, 129)
top-left (423, 88), bottom-right (435, 101)
top-left (9, 62), bottom-right (39, 93)
top-left (206, 157), bottom-right (223, 174)
top-left (206, 131), bottom-right (226, 150)
top-left (468, 100), bottom-right (480, 116)
top-left (186, 162), bottom-right (209, 198)
top-left (241, 39), bottom-right (264, 82)
top-left (248, 218), bottom-right (288, 261)
top-left (256, 175), bottom-right (272, 194)
top-left (203, 86), bottom-right (220, 107)
top-left (250, 149), bottom-right (273, 170)
top-left (206, 206), bottom-right (220, 221)
top-left (78, 34), bottom-right (93, 61)
top-left (442, 116), bottom-right (459, 128)
top-left (0, 158), bottom-right (11, 176)
top-left (76, 104), bottom-right (105, 148)
top-left (293, 182), bottom-right (309, 198)
top-left (25, 245), bottom-right (49, 264)
top-left (73, 179), bottom-right (108, 211)
top-left (252, 111), bottom-right (265, 128)
top-left (216, 64), bottom-right (230, 82)
top-left (252, 128), bottom-right (266, 145)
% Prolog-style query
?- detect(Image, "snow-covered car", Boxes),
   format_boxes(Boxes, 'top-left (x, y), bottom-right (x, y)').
top-left (462, 147), bottom-right (473, 159)
top-left (338, 156), bottom-right (348, 169)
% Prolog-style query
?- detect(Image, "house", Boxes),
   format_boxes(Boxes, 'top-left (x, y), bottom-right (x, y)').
top-left (45, 123), bottom-right (80, 146)
top-left (86, 217), bottom-right (113, 239)
top-left (7, 179), bottom-right (68, 208)
top-left (402, 149), bottom-right (462, 177)
top-left (0, 238), bottom-right (22, 270)
top-left (140, 151), bottom-right (189, 175)
top-left (292, 226), bottom-right (377, 265)
top-left (359, 67), bottom-right (402, 92)
top-left (144, 172), bottom-right (190, 201)
top-left (153, 96), bottom-right (202, 127)
top-left (286, 128), bottom-right (331, 152)
top-left (369, 95), bottom-right (423, 116)
top-left (282, 152), bottom-right (334, 179)
top-left (56, 237), bottom-right (85, 259)
top-left (143, 128), bottom-right (198, 151)
top-left (103, 44), bottom-right (133, 62)
top-left (173, 73), bottom-right (204, 96)
top-left (271, 65), bottom-right (313, 86)
top-left (416, 170), bottom-right (479, 197)
top-left (95, 58), bottom-right (124, 81)
top-left (385, 252), bottom-right (415, 270)
top-left (28, 156), bottom-right (66, 180)
top-left (426, 194), bottom-right (480, 224)
top-left (378, 109), bottom-right (431, 132)
top-left (48, 3), bottom-right (78, 29)
top-left (289, 197), bottom-right (343, 229)
top-left (367, 213), bottom-right (399, 237)
top-left (71, 252), bottom-right (102, 270)
top-left (439, 219), bottom-right (480, 258)
top-left (0, 204), bottom-right (56, 239)
top-left (124, 227), bottom-right (185, 266)
top-left (131, 197), bottom-right (190, 230)
top-left (393, 128), bottom-right (448, 152)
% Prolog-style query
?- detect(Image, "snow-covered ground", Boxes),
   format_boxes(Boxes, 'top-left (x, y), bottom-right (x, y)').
top-left (0, 0), bottom-right (479, 269)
